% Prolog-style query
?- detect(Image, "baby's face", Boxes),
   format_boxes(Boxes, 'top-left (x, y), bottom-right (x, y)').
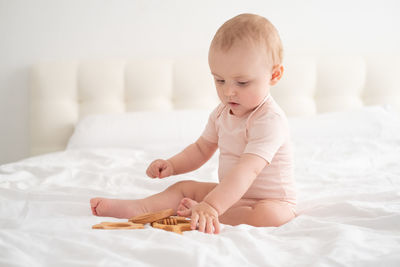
top-left (209, 41), bottom-right (275, 117)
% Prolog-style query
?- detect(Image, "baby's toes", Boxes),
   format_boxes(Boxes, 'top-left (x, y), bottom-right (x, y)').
top-left (177, 203), bottom-right (186, 212)
top-left (177, 198), bottom-right (188, 209)
top-left (182, 197), bottom-right (198, 209)
top-left (177, 208), bottom-right (191, 217)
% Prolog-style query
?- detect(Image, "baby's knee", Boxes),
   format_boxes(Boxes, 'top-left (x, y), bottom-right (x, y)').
top-left (167, 180), bottom-right (198, 191)
top-left (167, 180), bottom-right (217, 203)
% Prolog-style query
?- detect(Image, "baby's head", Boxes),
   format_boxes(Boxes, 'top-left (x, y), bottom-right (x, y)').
top-left (210, 13), bottom-right (283, 68)
top-left (208, 13), bottom-right (284, 117)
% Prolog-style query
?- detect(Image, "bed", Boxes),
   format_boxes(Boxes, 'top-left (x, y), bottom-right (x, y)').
top-left (1, 54), bottom-right (400, 266)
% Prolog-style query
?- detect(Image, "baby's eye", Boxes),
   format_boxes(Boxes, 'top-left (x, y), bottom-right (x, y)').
top-left (237, 81), bottom-right (249, 86)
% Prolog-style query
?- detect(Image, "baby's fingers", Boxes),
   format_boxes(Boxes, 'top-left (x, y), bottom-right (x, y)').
top-left (146, 160), bottom-right (164, 178)
top-left (213, 219), bottom-right (220, 234)
top-left (191, 213), bottom-right (199, 230)
top-left (150, 168), bottom-right (159, 178)
top-left (146, 163), bottom-right (156, 178)
top-left (158, 164), bottom-right (169, 178)
top-left (198, 215), bottom-right (207, 233)
top-left (205, 217), bottom-right (214, 234)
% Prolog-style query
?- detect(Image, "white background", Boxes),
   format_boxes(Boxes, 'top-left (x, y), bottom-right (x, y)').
top-left (0, 0), bottom-right (399, 164)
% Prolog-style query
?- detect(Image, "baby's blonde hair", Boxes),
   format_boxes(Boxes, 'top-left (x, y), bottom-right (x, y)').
top-left (210, 13), bottom-right (283, 66)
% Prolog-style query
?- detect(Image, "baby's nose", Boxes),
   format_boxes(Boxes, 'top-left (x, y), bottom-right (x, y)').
top-left (223, 85), bottom-right (235, 96)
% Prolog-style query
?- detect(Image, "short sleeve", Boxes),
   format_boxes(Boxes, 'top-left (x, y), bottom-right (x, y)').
top-left (244, 113), bottom-right (287, 163)
top-left (201, 104), bottom-right (222, 144)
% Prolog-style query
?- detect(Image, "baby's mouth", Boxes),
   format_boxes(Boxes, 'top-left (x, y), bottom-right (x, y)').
top-left (228, 101), bottom-right (239, 106)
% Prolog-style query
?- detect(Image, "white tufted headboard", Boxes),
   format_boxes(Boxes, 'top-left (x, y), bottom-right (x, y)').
top-left (30, 54), bottom-right (400, 156)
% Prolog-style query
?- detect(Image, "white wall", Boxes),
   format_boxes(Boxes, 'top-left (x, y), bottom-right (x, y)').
top-left (0, 0), bottom-right (399, 164)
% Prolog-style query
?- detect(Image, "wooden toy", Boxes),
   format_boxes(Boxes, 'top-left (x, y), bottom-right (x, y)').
top-left (151, 216), bottom-right (192, 234)
top-left (92, 221), bottom-right (144, 230)
top-left (154, 216), bottom-right (190, 225)
top-left (128, 208), bottom-right (175, 224)
top-left (92, 209), bottom-right (193, 234)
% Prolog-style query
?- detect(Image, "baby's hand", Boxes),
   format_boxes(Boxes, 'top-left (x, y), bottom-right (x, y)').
top-left (146, 159), bottom-right (174, 178)
top-left (190, 201), bottom-right (220, 234)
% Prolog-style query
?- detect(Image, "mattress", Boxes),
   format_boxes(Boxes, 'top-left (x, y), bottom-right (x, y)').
top-left (1, 106), bottom-right (400, 266)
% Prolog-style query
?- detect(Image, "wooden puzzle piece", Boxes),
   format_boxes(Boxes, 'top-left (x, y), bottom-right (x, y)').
top-left (155, 216), bottom-right (190, 225)
top-left (92, 222), bottom-right (144, 230)
top-left (151, 222), bottom-right (192, 234)
top-left (128, 208), bottom-right (175, 224)
top-left (92, 209), bottom-right (193, 234)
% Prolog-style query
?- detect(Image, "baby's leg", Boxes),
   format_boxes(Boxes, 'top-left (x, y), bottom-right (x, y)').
top-left (219, 199), bottom-right (296, 227)
top-left (90, 180), bottom-right (217, 219)
top-left (90, 198), bottom-right (146, 218)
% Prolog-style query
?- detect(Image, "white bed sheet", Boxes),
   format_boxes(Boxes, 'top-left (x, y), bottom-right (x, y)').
top-left (1, 107), bottom-right (400, 266)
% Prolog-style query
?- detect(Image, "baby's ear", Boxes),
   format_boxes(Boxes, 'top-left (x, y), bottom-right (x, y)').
top-left (269, 65), bottom-right (284, 86)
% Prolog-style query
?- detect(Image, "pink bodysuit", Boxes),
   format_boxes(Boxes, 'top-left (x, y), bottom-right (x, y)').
top-left (201, 95), bottom-right (297, 204)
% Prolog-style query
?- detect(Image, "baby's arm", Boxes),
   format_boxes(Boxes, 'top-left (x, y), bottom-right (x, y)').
top-left (169, 137), bottom-right (218, 175)
top-left (188, 153), bottom-right (266, 233)
top-left (146, 137), bottom-right (217, 178)
top-left (204, 153), bottom-right (267, 215)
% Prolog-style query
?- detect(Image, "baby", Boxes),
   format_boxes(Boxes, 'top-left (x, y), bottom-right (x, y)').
top-left (90, 13), bottom-right (296, 234)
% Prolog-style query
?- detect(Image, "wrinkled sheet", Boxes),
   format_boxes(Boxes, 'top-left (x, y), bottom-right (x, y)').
top-left (1, 111), bottom-right (400, 266)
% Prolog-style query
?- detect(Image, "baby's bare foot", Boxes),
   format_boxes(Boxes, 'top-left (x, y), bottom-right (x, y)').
top-left (90, 197), bottom-right (147, 219)
top-left (177, 197), bottom-right (198, 217)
